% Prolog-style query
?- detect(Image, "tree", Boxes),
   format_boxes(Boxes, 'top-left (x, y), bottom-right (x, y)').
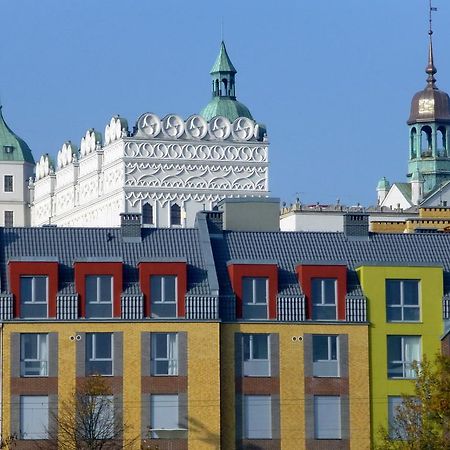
top-left (39, 376), bottom-right (138, 450)
top-left (376, 354), bottom-right (450, 450)
top-left (0, 435), bottom-right (16, 449)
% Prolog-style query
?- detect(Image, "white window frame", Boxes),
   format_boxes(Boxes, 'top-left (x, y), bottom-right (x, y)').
top-left (170, 203), bottom-right (182, 227)
top-left (20, 276), bottom-right (48, 318)
top-left (4, 174), bottom-right (13, 193)
top-left (91, 395), bottom-right (115, 439)
top-left (150, 394), bottom-right (185, 439)
top-left (242, 277), bottom-right (269, 319)
top-left (20, 395), bottom-right (49, 440)
top-left (87, 333), bottom-right (114, 376)
top-left (20, 333), bottom-right (48, 377)
top-left (312, 335), bottom-right (339, 377)
top-left (387, 336), bottom-right (421, 379)
top-left (243, 334), bottom-right (270, 377)
top-left (311, 278), bottom-right (337, 320)
top-left (86, 275), bottom-right (113, 305)
top-left (314, 395), bottom-right (341, 439)
top-left (151, 275), bottom-right (177, 305)
top-left (142, 201), bottom-right (154, 226)
top-left (386, 279), bottom-right (420, 322)
top-left (152, 333), bottom-right (178, 376)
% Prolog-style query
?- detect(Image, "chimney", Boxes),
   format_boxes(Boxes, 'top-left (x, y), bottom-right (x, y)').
top-left (343, 212), bottom-right (369, 240)
top-left (120, 213), bottom-right (142, 243)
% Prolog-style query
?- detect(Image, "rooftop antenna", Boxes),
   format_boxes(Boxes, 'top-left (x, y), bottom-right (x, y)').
top-left (426, 0), bottom-right (438, 87)
top-left (221, 17), bottom-right (224, 42)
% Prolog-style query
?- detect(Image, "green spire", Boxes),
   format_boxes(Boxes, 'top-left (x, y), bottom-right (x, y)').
top-left (200, 42), bottom-right (253, 122)
top-left (210, 41), bottom-right (237, 74)
top-left (0, 106), bottom-right (34, 163)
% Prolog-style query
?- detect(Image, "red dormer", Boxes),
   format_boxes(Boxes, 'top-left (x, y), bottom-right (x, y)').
top-left (227, 261), bottom-right (278, 320)
top-left (296, 263), bottom-right (347, 320)
top-left (8, 259), bottom-right (59, 319)
top-left (138, 259), bottom-right (187, 318)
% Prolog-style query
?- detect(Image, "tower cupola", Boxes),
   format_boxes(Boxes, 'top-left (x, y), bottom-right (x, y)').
top-left (200, 42), bottom-right (253, 122)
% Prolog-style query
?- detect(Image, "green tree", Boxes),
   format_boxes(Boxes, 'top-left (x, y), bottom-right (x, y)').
top-left (377, 354), bottom-right (450, 450)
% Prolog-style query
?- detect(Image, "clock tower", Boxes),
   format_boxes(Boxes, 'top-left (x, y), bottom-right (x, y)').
top-left (407, 24), bottom-right (450, 195)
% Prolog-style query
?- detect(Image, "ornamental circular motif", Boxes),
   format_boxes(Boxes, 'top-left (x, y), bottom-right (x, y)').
top-left (185, 115), bottom-right (208, 140)
top-left (231, 117), bottom-right (254, 141)
top-left (208, 116), bottom-right (231, 140)
top-left (162, 114), bottom-right (184, 139)
top-left (137, 113), bottom-right (161, 138)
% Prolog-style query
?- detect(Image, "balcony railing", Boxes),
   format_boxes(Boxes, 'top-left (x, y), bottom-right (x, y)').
top-left (121, 294), bottom-right (144, 319)
top-left (57, 294), bottom-right (79, 320)
top-left (0, 294), bottom-right (13, 320)
top-left (346, 295), bottom-right (367, 322)
top-left (277, 295), bottom-right (306, 321)
top-left (443, 295), bottom-right (450, 320)
top-left (185, 295), bottom-right (218, 320)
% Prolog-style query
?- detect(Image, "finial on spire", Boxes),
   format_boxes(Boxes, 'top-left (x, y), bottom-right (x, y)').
top-left (426, 0), bottom-right (438, 87)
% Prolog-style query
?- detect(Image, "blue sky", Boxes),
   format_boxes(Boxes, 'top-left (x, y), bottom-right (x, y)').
top-left (1, 0), bottom-right (450, 206)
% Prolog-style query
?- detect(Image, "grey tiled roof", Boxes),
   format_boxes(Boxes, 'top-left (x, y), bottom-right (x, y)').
top-left (0, 227), bottom-right (209, 296)
top-left (213, 231), bottom-right (450, 296)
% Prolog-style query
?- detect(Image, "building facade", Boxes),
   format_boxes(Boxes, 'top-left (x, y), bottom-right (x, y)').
top-left (29, 42), bottom-right (269, 228)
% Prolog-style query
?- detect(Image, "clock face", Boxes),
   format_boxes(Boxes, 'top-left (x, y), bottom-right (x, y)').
top-left (162, 114), bottom-right (185, 139)
top-left (232, 117), bottom-right (254, 141)
top-left (138, 113), bottom-right (161, 138)
top-left (185, 115), bottom-right (208, 140)
top-left (418, 98), bottom-right (435, 114)
top-left (208, 116), bottom-right (231, 140)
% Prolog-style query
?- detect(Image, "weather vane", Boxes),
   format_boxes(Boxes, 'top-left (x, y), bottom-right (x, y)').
top-left (429, 0), bottom-right (437, 36)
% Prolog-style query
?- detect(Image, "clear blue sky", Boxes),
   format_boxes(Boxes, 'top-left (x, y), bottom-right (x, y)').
top-left (1, 0), bottom-right (450, 207)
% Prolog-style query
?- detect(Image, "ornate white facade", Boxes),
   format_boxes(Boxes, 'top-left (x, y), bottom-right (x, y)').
top-left (30, 113), bottom-right (269, 227)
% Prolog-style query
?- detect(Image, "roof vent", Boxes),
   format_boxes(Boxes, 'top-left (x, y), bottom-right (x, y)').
top-left (120, 213), bottom-right (142, 243)
top-left (343, 212), bottom-right (369, 240)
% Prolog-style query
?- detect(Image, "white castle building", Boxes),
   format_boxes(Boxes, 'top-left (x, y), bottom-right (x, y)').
top-left (1, 42), bottom-right (269, 228)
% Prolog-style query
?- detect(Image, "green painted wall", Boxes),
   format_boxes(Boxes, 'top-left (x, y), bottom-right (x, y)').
top-left (356, 264), bottom-right (443, 446)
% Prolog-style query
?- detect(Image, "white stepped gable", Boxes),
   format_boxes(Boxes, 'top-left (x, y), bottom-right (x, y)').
top-left (31, 111), bottom-right (269, 228)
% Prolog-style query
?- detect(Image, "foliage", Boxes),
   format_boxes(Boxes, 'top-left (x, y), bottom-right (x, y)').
top-left (0, 435), bottom-right (16, 449)
top-left (38, 376), bottom-right (137, 450)
top-left (376, 354), bottom-right (450, 450)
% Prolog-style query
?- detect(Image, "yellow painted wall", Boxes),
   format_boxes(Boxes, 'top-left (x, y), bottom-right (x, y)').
top-left (221, 323), bottom-right (370, 450)
top-left (1, 321), bottom-right (221, 450)
top-left (357, 265), bottom-right (443, 445)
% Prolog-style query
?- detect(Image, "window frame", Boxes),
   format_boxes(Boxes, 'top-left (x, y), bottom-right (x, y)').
top-left (150, 394), bottom-right (183, 438)
top-left (20, 395), bottom-right (49, 440)
top-left (142, 202), bottom-right (154, 225)
top-left (4, 210), bottom-right (14, 227)
top-left (242, 334), bottom-right (271, 377)
top-left (243, 395), bottom-right (272, 439)
top-left (314, 395), bottom-right (341, 439)
top-left (20, 333), bottom-right (48, 377)
top-left (311, 278), bottom-right (338, 320)
top-left (170, 203), bottom-right (181, 226)
top-left (20, 275), bottom-right (49, 318)
top-left (312, 335), bottom-right (339, 377)
top-left (242, 276), bottom-right (269, 319)
top-left (386, 279), bottom-right (420, 322)
top-left (86, 333), bottom-right (114, 376)
top-left (387, 335), bottom-right (421, 379)
top-left (150, 275), bottom-right (177, 318)
top-left (85, 275), bottom-right (113, 319)
top-left (4, 174), bottom-right (13, 193)
top-left (151, 333), bottom-right (178, 376)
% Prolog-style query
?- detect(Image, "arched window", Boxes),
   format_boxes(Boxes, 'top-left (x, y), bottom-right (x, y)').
top-left (410, 127), bottom-right (417, 159)
top-left (142, 203), bottom-right (153, 225)
top-left (437, 126), bottom-right (447, 157)
top-left (222, 78), bottom-right (228, 96)
top-left (420, 126), bottom-right (432, 157)
top-left (215, 79), bottom-right (220, 96)
top-left (170, 204), bottom-right (181, 226)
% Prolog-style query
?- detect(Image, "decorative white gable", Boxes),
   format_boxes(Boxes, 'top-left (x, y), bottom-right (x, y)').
top-left (380, 183), bottom-right (413, 210)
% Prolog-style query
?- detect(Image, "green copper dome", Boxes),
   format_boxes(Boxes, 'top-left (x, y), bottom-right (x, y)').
top-left (200, 97), bottom-right (253, 122)
top-left (200, 41), bottom-right (253, 122)
top-left (0, 106), bottom-right (34, 163)
top-left (377, 176), bottom-right (390, 190)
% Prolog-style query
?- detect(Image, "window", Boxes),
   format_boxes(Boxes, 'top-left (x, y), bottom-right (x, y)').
top-left (152, 333), bottom-right (178, 375)
top-left (388, 396), bottom-right (405, 439)
top-left (170, 204), bottom-right (181, 226)
top-left (4, 175), bottom-right (13, 192)
top-left (242, 277), bottom-right (268, 319)
top-left (150, 394), bottom-right (183, 438)
top-left (4, 210), bottom-right (13, 227)
top-left (150, 275), bottom-right (177, 318)
top-left (314, 396), bottom-right (341, 439)
top-left (86, 333), bottom-right (113, 376)
top-left (20, 396), bottom-right (48, 439)
top-left (21, 334), bottom-right (48, 377)
top-left (86, 275), bottom-right (113, 318)
top-left (387, 336), bottom-right (421, 378)
top-left (386, 280), bottom-right (420, 321)
top-left (243, 395), bottom-right (272, 439)
top-left (313, 335), bottom-right (339, 377)
top-left (142, 203), bottom-right (153, 225)
top-left (243, 334), bottom-right (270, 376)
top-left (20, 276), bottom-right (48, 318)
top-left (90, 396), bottom-right (115, 439)
top-left (311, 278), bottom-right (337, 320)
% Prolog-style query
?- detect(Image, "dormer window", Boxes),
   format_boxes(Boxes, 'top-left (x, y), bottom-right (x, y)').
top-left (3, 145), bottom-right (14, 154)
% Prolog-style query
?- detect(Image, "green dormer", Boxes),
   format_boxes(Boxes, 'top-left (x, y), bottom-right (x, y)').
top-left (200, 42), bottom-right (253, 122)
top-left (0, 106), bottom-right (34, 163)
